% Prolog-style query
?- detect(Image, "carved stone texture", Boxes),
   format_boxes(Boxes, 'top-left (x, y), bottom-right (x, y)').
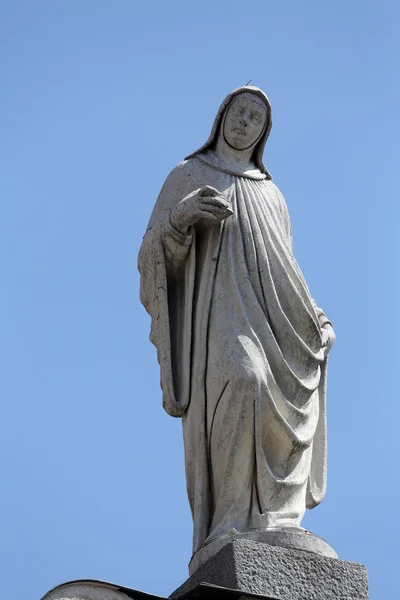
top-left (138, 87), bottom-right (336, 566)
top-left (189, 527), bottom-right (337, 576)
top-left (171, 539), bottom-right (369, 600)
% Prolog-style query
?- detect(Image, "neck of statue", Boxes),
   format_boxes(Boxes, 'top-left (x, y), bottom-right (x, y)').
top-left (213, 136), bottom-right (256, 172)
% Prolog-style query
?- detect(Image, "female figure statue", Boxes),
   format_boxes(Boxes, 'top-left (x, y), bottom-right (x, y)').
top-left (138, 86), bottom-right (335, 567)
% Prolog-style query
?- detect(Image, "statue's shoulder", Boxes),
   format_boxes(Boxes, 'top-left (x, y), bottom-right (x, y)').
top-left (262, 178), bottom-right (280, 193)
top-left (156, 158), bottom-right (206, 208)
top-left (162, 157), bottom-right (207, 192)
top-left (171, 157), bottom-right (204, 178)
top-left (263, 179), bottom-right (286, 202)
top-left (261, 179), bottom-right (290, 219)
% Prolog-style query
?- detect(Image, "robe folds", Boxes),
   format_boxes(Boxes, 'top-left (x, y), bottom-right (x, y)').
top-left (138, 152), bottom-right (331, 554)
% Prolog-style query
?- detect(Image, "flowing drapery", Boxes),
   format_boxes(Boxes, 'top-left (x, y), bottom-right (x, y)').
top-left (138, 155), bottom-right (330, 553)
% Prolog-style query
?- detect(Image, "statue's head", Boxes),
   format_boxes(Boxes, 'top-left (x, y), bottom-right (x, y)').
top-left (222, 92), bottom-right (269, 151)
top-left (186, 86), bottom-right (272, 178)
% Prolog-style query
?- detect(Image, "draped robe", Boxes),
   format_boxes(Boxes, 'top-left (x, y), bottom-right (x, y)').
top-left (138, 151), bottom-right (331, 555)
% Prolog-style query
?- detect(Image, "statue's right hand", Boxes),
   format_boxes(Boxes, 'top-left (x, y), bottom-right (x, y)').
top-left (170, 186), bottom-right (233, 234)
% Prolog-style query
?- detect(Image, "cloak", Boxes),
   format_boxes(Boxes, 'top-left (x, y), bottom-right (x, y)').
top-left (138, 87), bottom-right (331, 553)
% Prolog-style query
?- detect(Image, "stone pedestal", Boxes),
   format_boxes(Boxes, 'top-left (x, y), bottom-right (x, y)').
top-left (40, 542), bottom-right (368, 600)
top-left (171, 539), bottom-right (368, 600)
top-left (188, 528), bottom-right (338, 575)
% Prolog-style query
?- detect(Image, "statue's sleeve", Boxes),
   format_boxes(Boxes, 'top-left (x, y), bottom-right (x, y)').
top-left (138, 162), bottom-right (198, 418)
top-left (145, 162), bottom-right (197, 275)
top-left (161, 218), bottom-right (193, 276)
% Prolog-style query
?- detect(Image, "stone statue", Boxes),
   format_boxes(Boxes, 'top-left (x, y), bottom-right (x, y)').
top-left (138, 86), bottom-right (336, 569)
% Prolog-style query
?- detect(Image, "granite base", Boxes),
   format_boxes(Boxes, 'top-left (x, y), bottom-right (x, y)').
top-left (171, 539), bottom-right (368, 600)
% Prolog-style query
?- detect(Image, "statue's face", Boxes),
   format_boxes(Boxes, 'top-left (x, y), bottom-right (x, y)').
top-left (223, 93), bottom-right (268, 150)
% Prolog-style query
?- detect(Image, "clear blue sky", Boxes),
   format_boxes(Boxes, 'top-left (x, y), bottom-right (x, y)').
top-left (1, 2), bottom-right (398, 599)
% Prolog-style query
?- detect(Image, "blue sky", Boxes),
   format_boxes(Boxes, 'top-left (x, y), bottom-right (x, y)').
top-left (1, 2), bottom-right (399, 599)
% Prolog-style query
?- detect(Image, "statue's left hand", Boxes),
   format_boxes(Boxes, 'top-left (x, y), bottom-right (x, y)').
top-left (321, 323), bottom-right (335, 358)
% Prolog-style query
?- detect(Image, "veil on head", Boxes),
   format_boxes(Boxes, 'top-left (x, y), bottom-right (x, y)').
top-left (185, 85), bottom-right (273, 179)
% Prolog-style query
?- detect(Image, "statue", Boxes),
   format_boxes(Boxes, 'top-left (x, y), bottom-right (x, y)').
top-left (138, 86), bottom-right (336, 567)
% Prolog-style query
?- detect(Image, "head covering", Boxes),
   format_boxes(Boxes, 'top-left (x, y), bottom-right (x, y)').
top-left (185, 85), bottom-right (273, 179)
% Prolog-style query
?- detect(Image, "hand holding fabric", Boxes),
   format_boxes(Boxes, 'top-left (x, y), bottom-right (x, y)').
top-left (321, 323), bottom-right (336, 358)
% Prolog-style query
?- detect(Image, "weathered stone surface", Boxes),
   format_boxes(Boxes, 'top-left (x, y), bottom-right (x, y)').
top-left (171, 540), bottom-right (369, 600)
top-left (42, 581), bottom-right (134, 600)
top-left (41, 580), bottom-right (165, 600)
top-left (189, 528), bottom-right (337, 576)
top-left (139, 86), bottom-right (336, 559)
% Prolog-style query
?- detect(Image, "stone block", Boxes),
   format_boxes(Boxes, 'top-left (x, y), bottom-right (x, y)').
top-left (171, 539), bottom-right (368, 600)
